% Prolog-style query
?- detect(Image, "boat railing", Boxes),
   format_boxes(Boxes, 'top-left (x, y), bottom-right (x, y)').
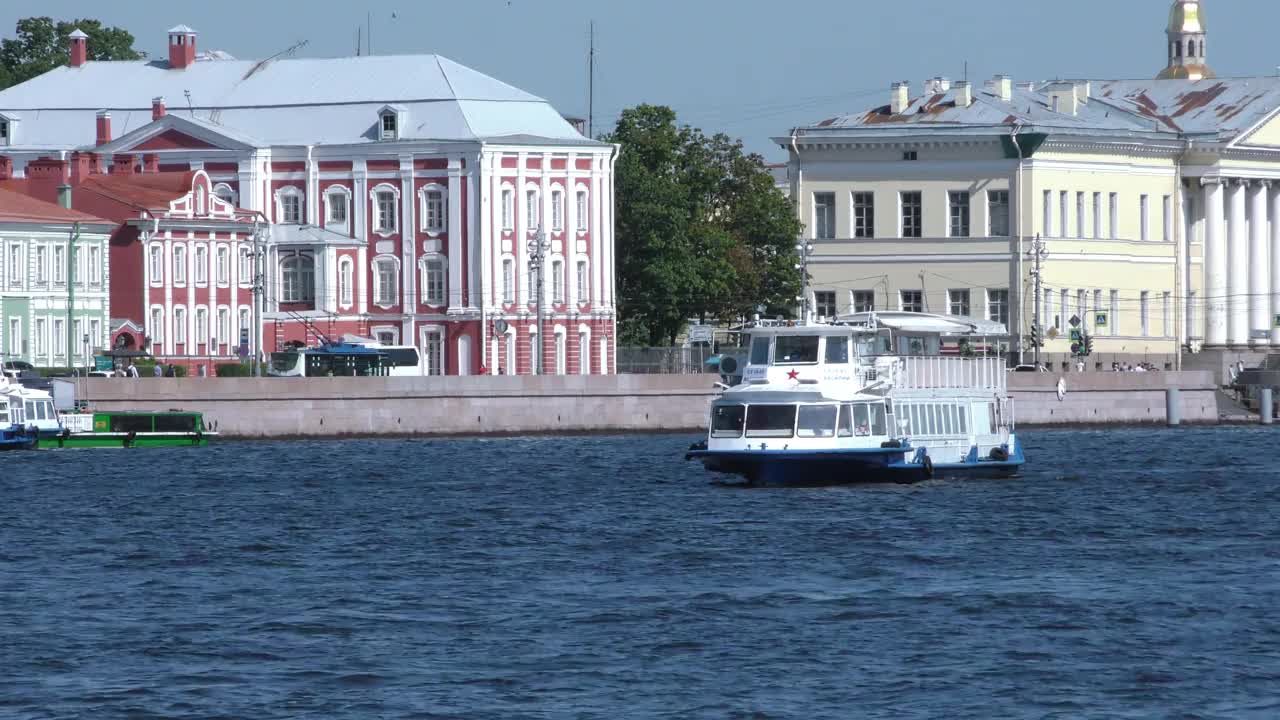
top-left (895, 356), bottom-right (1006, 391)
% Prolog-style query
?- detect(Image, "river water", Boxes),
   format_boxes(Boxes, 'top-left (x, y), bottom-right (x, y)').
top-left (2, 428), bottom-right (1278, 719)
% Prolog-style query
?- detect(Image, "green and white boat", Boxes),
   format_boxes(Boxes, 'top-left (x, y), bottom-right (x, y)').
top-left (49, 410), bottom-right (216, 449)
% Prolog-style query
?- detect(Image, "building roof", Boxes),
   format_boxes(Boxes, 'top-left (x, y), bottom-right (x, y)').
top-left (0, 53), bottom-right (599, 150)
top-left (0, 186), bottom-right (111, 225)
top-left (783, 77), bottom-right (1280, 145)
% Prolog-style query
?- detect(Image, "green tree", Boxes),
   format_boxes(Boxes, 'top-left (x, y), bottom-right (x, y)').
top-left (605, 105), bottom-right (802, 346)
top-left (0, 17), bottom-right (143, 90)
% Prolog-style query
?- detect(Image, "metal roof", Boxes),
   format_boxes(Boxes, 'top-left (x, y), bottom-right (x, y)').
top-left (0, 54), bottom-right (601, 150)
top-left (783, 77), bottom-right (1280, 145)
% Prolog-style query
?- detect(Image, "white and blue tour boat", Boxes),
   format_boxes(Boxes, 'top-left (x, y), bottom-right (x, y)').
top-left (686, 312), bottom-right (1024, 484)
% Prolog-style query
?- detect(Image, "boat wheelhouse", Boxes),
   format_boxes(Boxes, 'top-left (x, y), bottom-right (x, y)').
top-left (687, 312), bottom-right (1023, 484)
top-left (0, 392), bottom-right (36, 451)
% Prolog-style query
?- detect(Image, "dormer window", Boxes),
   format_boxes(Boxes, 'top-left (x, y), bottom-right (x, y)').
top-left (377, 105), bottom-right (406, 141)
top-left (0, 120), bottom-right (8, 142)
top-left (0, 113), bottom-right (17, 146)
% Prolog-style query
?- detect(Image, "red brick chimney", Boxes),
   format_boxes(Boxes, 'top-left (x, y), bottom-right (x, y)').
top-left (0, 156), bottom-right (12, 181)
top-left (95, 111), bottom-right (112, 146)
top-left (143, 154), bottom-right (159, 173)
top-left (152, 96), bottom-right (166, 121)
top-left (69, 151), bottom-right (91, 185)
top-left (167, 25), bottom-right (197, 70)
top-left (68, 28), bottom-right (88, 68)
top-left (26, 157), bottom-right (70, 183)
top-left (113, 154), bottom-right (136, 175)
top-left (88, 153), bottom-right (105, 175)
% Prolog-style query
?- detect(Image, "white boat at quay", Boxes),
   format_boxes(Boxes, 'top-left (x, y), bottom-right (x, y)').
top-left (686, 312), bottom-right (1025, 484)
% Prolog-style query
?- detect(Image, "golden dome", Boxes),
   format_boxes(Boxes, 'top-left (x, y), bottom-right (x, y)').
top-left (1157, 64), bottom-right (1216, 81)
top-left (1168, 1), bottom-right (1205, 34)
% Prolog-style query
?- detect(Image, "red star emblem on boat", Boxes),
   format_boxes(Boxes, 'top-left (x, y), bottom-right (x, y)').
top-left (786, 369), bottom-right (800, 381)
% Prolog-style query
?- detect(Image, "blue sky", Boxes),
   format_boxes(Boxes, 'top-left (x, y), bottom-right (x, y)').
top-left (3, 1), bottom-right (1279, 159)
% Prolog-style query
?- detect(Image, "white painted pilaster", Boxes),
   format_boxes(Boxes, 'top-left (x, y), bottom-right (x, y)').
top-left (446, 156), bottom-right (464, 313)
top-left (1203, 178), bottom-right (1226, 346)
top-left (1227, 179), bottom-right (1248, 346)
top-left (1249, 181), bottom-right (1270, 346)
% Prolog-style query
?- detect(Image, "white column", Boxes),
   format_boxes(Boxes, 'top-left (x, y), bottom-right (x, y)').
top-left (1271, 186), bottom-right (1280, 345)
top-left (1203, 178), bottom-right (1227, 346)
top-left (1227, 179), bottom-right (1249, 346)
top-left (446, 156), bottom-right (464, 313)
top-left (1249, 181), bottom-right (1270, 345)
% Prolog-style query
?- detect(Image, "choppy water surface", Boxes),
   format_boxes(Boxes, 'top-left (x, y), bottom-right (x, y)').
top-left (2, 427), bottom-right (1279, 719)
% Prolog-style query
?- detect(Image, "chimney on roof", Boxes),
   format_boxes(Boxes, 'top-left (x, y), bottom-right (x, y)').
top-left (1047, 82), bottom-right (1080, 116)
top-left (0, 156), bottom-right (12, 181)
top-left (994, 75), bottom-right (1013, 103)
top-left (26, 157), bottom-right (70, 184)
top-left (923, 77), bottom-right (951, 95)
top-left (1074, 81), bottom-right (1092, 105)
top-left (954, 81), bottom-right (973, 108)
top-left (113, 154), bottom-right (136, 175)
top-left (891, 81), bottom-right (910, 115)
top-left (143, 154), bottom-right (159, 173)
top-left (58, 184), bottom-right (72, 210)
top-left (68, 29), bottom-right (89, 68)
top-left (70, 151), bottom-right (91, 185)
top-left (168, 25), bottom-right (197, 70)
top-left (152, 96), bottom-right (166, 121)
top-left (95, 111), bottom-right (112, 146)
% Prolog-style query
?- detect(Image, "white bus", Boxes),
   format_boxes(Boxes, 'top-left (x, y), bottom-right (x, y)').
top-left (339, 336), bottom-right (424, 376)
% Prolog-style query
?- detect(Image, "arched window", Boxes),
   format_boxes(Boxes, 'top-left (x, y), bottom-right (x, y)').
top-left (422, 256), bottom-right (446, 305)
top-left (173, 306), bottom-right (187, 345)
top-left (501, 186), bottom-right (515, 230)
top-left (525, 186), bottom-right (540, 229)
top-left (1187, 40), bottom-right (1194, 59)
top-left (371, 183), bottom-right (400, 235)
top-left (280, 254), bottom-right (315, 303)
top-left (213, 183), bottom-right (236, 206)
top-left (576, 189), bottom-right (589, 233)
top-left (1173, 41), bottom-right (1181, 59)
top-left (338, 257), bottom-right (354, 308)
top-left (275, 186), bottom-right (304, 224)
top-left (578, 331), bottom-right (590, 375)
top-left (551, 258), bottom-right (564, 304)
top-left (420, 186), bottom-right (447, 233)
top-left (216, 246), bottom-right (230, 285)
top-left (325, 186), bottom-right (351, 232)
top-left (576, 259), bottom-right (589, 305)
top-left (501, 257), bottom-right (515, 304)
top-left (551, 188), bottom-right (564, 231)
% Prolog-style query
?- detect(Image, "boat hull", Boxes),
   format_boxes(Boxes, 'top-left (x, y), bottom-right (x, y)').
top-left (0, 426), bottom-right (37, 451)
top-left (42, 431), bottom-right (216, 449)
top-left (688, 445), bottom-right (1024, 485)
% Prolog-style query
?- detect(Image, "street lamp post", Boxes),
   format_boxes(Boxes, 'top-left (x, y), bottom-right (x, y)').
top-left (527, 228), bottom-right (551, 374)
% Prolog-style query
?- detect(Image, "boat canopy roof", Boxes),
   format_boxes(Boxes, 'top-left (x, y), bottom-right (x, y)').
top-left (836, 312), bottom-right (1008, 337)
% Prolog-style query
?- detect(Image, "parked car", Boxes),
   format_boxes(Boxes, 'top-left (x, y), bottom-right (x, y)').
top-left (1009, 364), bottom-right (1049, 373)
top-left (2, 360), bottom-right (37, 379)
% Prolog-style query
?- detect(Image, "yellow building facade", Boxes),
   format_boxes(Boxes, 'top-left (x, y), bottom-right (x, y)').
top-left (778, 1), bottom-right (1280, 371)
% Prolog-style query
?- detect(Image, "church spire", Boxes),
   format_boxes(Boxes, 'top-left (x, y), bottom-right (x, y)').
top-left (1158, 1), bottom-right (1215, 80)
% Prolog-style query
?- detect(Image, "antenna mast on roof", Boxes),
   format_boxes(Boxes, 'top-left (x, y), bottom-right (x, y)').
top-left (184, 89), bottom-right (194, 116)
top-left (588, 20), bottom-right (595, 138)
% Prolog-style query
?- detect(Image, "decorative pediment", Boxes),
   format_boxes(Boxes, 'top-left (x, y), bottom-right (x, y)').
top-left (95, 113), bottom-right (261, 154)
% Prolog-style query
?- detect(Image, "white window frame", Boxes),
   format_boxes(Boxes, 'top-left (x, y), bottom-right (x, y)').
top-left (89, 244), bottom-right (101, 285)
top-left (551, 257), bottom-right (564, 304)
top-left (34, 318), bottom-right (46, 358)
top-left (899, 191), bottom-right (922, 239)
top-left (986, 289), bottom-right (1010, 325)
top-left (238, 246), bottom-right (252, 287)
top-left (813, 192), bottom-right (836, 239)
top-left (279, 253), bottom-right (316, 304)
top-left (173, 245), bottom-right (186, 285)
top-left (948, 289), bottom-right (970, 316)
top-left (575, 259), bottom-right (589, 306)
top-left (900, 289), bottom-right (923, 313)
top-left (501, 185), bottom-right (515, 231)
top-left (53, 244), bottom-right (65, 284)
top-left (1042, 190), bottom-right (1053, 238)
top-left (275, 186), bottom-right (304, 225)
top-left (373, 255), bottom-right (400, 307)
top-left (1092, 192), bottom-right (1103, 239)
top-left (1076, 192), bottom-right (1086, 239)
top-left (338, 256), bottom-right (354, 309)
top-left (421, 255), bottom-right (446, 306)
top-left (851, 290), bottom-right (875, 313)
top-left (422, 327), bottom-right (445, 376)
top-left (194, 244), bottom-right (209, 285)
top-left (1109, 193), bottom-right (1119, 239)
top-left (554, 327), bottom-right (567, 375)
top-left (578, 327), bottom-right (591, 375)
top-left (324, 185), bottom-right (352, 233)
top-left (148, 244), bottom-right (163, 286)
top-left (212, 183), bottom-right (237, 207)
top-left (216, 306), bottom-right (231, 354)
top-left (814, 290), bottom-right (837, 319)
top-left (501, 256), bottom-right (515, 304)
top-left (1162, 195), bottom-right (1172, 243)
top-left (575, 188), bottom-right (589, 234)
top-left (379, 110), bottom-right (399, 140)
top-left (550, 186), bottom-right (565, 232)
top-left (150, 306), bottom-right (164, 345)
top-left (53, 318), bottom-right (64, 357)
top-left (7, 317), bottom-right (21, 357)
top-left (1140, 195), bottom-right (1150, 241)
top-left (852, 191), bottom-right (874, 239)
top-left (1163, 291), bottom-right (1172, 337)
top-left (987, 190), bottom-right (1009, 237)
top-left (525, 186), bottom-right (541, 230)
top-left (371, 183), bottom-right (401, 236)
top-left (195, 306), bottom-right (209, 348)
top-left (216, 245), bottom-right (230, 287)
top-left (948, 191), bottom-right (970, 238)
top-left (1059, 191), bottom-right (1069, 238)
top-left (173, 306), bottom-right (187, 345)
top-left (419, 184), bottom-right (447, 234)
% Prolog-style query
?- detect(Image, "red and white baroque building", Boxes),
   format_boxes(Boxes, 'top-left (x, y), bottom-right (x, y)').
top-left (0, 25), bottom-right (618, 375)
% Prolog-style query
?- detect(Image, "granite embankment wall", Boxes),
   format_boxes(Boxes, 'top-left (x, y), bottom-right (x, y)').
top-left (77, 371), bottom-right (1222, 437)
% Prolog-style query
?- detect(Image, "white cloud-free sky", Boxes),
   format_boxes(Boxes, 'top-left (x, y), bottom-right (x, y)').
top-left (3, 1), bottom-right (1278, 158)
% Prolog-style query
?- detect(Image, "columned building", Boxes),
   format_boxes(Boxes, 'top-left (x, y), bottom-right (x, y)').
top-left (777, 0), bottom-right (1280, 373)
top-left (0, 25), bottom-right (618, 375)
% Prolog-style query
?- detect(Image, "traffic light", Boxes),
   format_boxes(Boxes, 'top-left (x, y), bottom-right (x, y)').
top-left (1028, 323), bottom-right (1041, 348)
top-left (1083, 333), bottom-right (1094, 356)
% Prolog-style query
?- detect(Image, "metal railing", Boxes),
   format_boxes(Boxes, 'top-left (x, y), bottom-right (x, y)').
top-left (896, 356), bottom-right (1006, 391)
top-left (616, 347), bottom-right (716, 375)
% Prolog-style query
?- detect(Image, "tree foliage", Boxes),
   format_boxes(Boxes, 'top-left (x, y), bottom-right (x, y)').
top-left (0, 17), bottom-right (143, 90)
top-left (605, 105), bottom-right (802, 346)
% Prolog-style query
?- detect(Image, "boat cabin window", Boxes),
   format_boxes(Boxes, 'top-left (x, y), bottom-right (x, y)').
top-left (903, 403), bottom-right (969, 436)
top-left (748, 336), bottom-right (770, 365)
top-left (110, 414), bottom-right (155, 433)
top-left (824, 337), bottom-right (849, 364)
top-left (154, 414), bottom-right (199, 432)
top-left (796, 405), bottom-right (837, 438)
top-left (898, 335), bottom-right (940, 356)
top-left (839, 403), bottom-right (889, 437)
top-left (711, 405), bottom-right (746, 438)
top-left (745, 405), bottom-right (797, 438)
top-left (774, 335), bottom-right (819, 365)
top-left (0, 399), bottom-right (7, 424)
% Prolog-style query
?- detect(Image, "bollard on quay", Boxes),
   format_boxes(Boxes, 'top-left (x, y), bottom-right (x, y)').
top-left (1262, 388), bottom-right (1274, 426)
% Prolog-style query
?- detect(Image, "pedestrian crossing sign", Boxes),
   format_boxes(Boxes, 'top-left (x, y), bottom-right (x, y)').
top-left (1095, 312), bottom-right (1108, 328)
